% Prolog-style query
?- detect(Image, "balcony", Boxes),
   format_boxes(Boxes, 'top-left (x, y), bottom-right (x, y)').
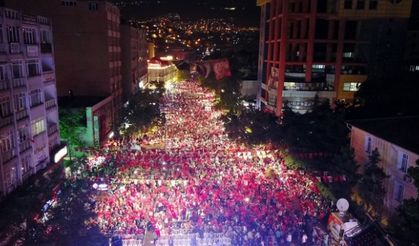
top-left (1, 149), bottom-right (17, 163)
top-left (40, 43), bottom-right (52, 54)
top-left (19, 140), bottom-right (32, 153)
top-left (0, 115), bottom-right (13, 129)
top-left (30, 101), bottom-right (43, 109)
top-left (15, 109), bottom-right (28, 121)
top-left (12, 78), bottom-right (26, 88)
top-left (47, 123), bottom-right (58, 136)
top-left (0, 80), bottom-right (10, 91)
top-left (45, 99), bottom-right (56, 110)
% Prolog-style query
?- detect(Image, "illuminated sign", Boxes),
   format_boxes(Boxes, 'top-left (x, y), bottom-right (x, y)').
top-left (54, 145), bottom-right (68, 163)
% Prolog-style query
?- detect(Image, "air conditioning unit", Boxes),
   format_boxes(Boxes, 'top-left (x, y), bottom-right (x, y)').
top-left (9, 43), bottom-right (20, 54)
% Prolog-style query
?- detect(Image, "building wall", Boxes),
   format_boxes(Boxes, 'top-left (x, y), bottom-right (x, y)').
top-left (147, 63), bottom-right (177, 83)
top-left (5, 0), bottom-right (121, 123)
top-left (0, 8), bottom-right (60, 198)
top-left (350, 126), bottom-right (418, 213)
top-left (121, 25), bottom-right (147, 98)
top-left (256, 0), bottom-right (412, 115)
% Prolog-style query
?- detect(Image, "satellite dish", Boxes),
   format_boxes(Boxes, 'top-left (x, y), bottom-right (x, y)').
top-left (336, 198), bottom-right (349, 213)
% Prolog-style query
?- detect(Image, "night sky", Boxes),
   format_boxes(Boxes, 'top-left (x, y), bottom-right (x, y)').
top-left (113, 0), bottom-right (260, 26)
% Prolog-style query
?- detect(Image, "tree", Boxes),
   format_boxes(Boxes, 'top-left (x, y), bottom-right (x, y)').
top-left (389, 160), bottom-right (419, 245)
top-left (117, 85), bottom-right (164, 137)
top-left (330, 146), bottom-right (360, 198)
top-left (59, 108), bottom-right (86, 160)
top-left (355, 148), bottom-right (388, 217)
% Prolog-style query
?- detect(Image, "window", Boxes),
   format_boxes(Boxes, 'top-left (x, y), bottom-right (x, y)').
top-left (343, 82), bottom-right (360, 92)
top-left (30, 89), bottom-right (42, 107)
top-left (14, 93), bottom-right (26, 111)
top-left (0, 25), bottom-right (3, 44)
top-left (344, 0), bottom-right (353, 9)
top-left (18, 127), bottom-right (29, 142)
top-left (369, 0), bottom-right (378, 9)
top-left (61, 0), bottom-right (77, 6)
top-left (356, 0), bottom-right (365, 9)
top-left (398, 153), bottom-right (409, 173)
top-left (89, 2), bottom-right (98, 11)
top-left (7, 26), bottom-right (20, 43)
top-left (0, 66), bottom-right (7, 81)
top-left (40, 30), bottom-right (51, 44)
top-left (31, 118), bottom-right (46, 136)
top-left (365, 136), bottom-right (372, 154)
top-left (409, 65), bottom-right (419, 72)
top-left (394, 182), bottom-right (404, 202)
top-left (12, 63), bottom-right (23, 78)
top-left (0, 96), bottom-right (11, 117)
top-left (23, 28), bottom-right (37, 44)
top-left (0, 131), bottom-right (15, 153)
top-left (312, 64), bottom-right (326, 70)
top-left (27, 61), bottom-right (40, 77)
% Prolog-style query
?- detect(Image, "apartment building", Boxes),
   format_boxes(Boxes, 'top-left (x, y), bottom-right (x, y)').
top-left (349, 117), bottom-right (419, 213)
top-left (5, 0), bottom-right (122, 127)
top-left (147, 57), bottom-right (178, 84)
top-left (256, 0), bottom-right (412, 115)
top-left (0, 8), bottom-right (61, 198)
top-left (121, 24), bottom-right (148, 98)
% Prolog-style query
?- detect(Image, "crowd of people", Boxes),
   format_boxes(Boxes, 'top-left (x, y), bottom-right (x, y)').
top-left (84, 81), bottom-right (331, 245)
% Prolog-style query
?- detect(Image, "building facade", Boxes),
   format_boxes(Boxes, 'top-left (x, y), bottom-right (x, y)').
top-left (121, 24), bottom-right (148, 98)
top-left (349, 117), bottom-right (419, 214)
top-left (0, 8), bottom-right (61, 198)
top-left (147, 57), bottom-right (178, 84)
top-left (5, 0), bottom-right (122, 124)
top-left (256, 0), bottom-right (412, 115)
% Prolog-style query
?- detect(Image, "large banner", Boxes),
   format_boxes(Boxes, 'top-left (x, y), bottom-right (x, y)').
top-left (212, 58), bottom-right (232, 81)
top-left (196, 58), bottom-right (232, 80)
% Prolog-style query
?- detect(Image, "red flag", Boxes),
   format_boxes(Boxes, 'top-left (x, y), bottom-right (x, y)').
top-left (212, 59), bottom-right (232, 80)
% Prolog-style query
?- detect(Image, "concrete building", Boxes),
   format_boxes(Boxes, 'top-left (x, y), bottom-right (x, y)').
top-left (348, 117), bottom-right (419, 214)
top-left (121, 24), bottom-right (148, 98)
top-left (58, 95), bottom-right (113, 147)
top-left (5, 0), bottom-right (122, 124)
top-left (147, 57), bottom-right (178, 84)
top-left (256, 0), bottom-right (413, 115)
top-left (0, 8), bottom-right (62, 198)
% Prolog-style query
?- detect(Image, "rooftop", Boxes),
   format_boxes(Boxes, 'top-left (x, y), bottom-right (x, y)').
top-left (348, 116), bottom-right (419, 154)
top-left (58, 96), bottom-right (108, 108)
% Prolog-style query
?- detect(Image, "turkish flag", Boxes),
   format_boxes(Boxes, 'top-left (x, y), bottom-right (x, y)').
top-left (212, 59), bottom-right (232, 80)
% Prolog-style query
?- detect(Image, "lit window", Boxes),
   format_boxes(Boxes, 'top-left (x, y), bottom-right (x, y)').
top-left (31, 118), bottom-right (46, 136)
top-left (343, 82), bottom-right (360, 92)
top-left (343, 52), bottom-right (354, 58)
top-left (312, 64), bottom-right (326, 70)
